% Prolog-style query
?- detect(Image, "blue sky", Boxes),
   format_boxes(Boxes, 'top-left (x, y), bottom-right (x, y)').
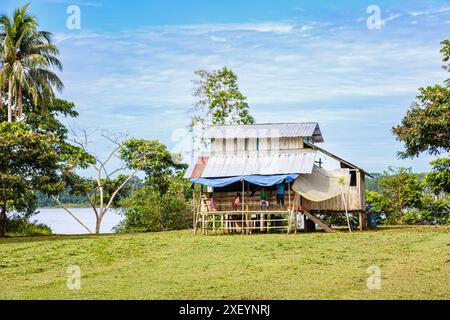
top-left (2, 0), bottom-right (450, 173)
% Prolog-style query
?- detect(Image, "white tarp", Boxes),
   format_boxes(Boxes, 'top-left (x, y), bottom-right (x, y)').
top-left (292, 165), bottom-right (351, 202)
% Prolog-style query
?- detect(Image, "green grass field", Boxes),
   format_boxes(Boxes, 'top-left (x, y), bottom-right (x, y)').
top-left (1, 226), bottom-right (449, 300)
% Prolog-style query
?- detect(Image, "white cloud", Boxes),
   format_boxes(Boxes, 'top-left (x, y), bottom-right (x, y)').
top-left (209, 36), bottom-right (227, 42)
top-left (148, 22), bottom-right (296, 35)
top-left (56, 18), bottom-right (447, 173)
top-left (408, 5), bottom-right (450, 17)
top-left (382, 13), bottom-right (402, 25)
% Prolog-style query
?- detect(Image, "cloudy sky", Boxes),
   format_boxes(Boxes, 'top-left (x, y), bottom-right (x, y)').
top-left (2, 0), bottom-right (450, 173)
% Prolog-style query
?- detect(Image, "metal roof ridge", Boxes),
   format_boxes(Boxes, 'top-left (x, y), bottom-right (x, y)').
top-left (207, 122), bottom-right (318, 127)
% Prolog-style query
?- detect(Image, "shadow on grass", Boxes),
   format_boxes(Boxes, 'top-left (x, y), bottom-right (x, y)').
top-left (0, 232), bottom-right (126, 244)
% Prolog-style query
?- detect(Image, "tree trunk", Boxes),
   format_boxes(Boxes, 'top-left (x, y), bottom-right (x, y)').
top-left (7, 75), bottom-right (13, 122)
top-left (0, 206), bottom-right (6, 237)
top-left (0, 67), bottom-right (3, 113)
top-left (95, 212), bottom-right (104, 234)
top-left (18, 84), bottom-right (23, 118)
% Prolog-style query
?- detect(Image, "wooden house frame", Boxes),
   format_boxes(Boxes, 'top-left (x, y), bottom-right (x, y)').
top-left (185, 123), bottom-right (372, 234)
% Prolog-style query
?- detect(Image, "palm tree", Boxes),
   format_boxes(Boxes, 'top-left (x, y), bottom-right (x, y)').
top-left (0, 4), bottom-right (63, 122)
top-left (0, 18), bottom-right (5, 117)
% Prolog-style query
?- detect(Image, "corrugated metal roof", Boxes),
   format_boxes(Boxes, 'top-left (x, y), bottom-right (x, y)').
top-left (203, 122), bottom-right (324, 142)
top-left (194, 150), bottom-right (317, 178)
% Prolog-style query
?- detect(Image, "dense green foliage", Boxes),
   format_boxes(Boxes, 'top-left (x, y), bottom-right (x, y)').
top-left (190, 67), bottom-right (255, 130)
top-left (6, 216), bottom-right (52, 237)
top-left (365, 167), bottom-right (449, 225)
top-left (0, 122), bottom-right (62, 235)
top-left (0, 98), bottom-right (93, 236)
top-left (393, 40), bottom-right (450, 158)
top-left (120, 139), bottom-right (186, 195)
top-left (116, 177), bottom-right (193, 233)
top-left (109, 139), bottom-right (193, 233)
top-left (425, 156), bottom-right (450, 195)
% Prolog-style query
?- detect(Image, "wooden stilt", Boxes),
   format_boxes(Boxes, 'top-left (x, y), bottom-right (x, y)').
top-left (287, 209), bottom-right (292, 234)
top-left (242, 179), bottom-right (245, 235)
top-left (294, 211), bottom-right (298, 234)
top-left (193, 185), bottom-right (196, 234)
top-left (288, 182), bottom-right (291, 210)
top-left (201, 213), bottom-right (205, 235)
top-left (359, 211), bottom-right (366, 231)
top-left (260, 212), bottom-right (263, 231)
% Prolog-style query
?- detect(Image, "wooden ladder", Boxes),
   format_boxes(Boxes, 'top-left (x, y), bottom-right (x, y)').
top-left (194, 195), bottom-right (210, 235)
top-left (303, 209), bottom-right (336, 233)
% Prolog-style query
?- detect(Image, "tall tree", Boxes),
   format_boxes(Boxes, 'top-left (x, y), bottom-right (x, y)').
top-left (60, 132), bottom-right (177, 233)
top-left (0, 97), bottom-right (94, 236)
top-left (393, 40), bottom-right (450, 158)
top-left (0, 122), bottom-right (91, 236)
top-left (190, 67), bottom-right (255, 131)
top-left (0, 4), bottom-right (63, 122)
top-left (0, 24), bottom-right (4, 114)
top-left (120, 139), bottom-right (186, 195)
top-left (375, 167), bottom-right (423, 224)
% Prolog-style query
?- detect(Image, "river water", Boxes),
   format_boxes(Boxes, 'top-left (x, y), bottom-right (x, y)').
top-left (34, 208), bottom-right (123, 235)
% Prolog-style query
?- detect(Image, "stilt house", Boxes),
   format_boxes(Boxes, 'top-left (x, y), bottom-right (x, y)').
top-left (184, 123), bottom-right (372, 234)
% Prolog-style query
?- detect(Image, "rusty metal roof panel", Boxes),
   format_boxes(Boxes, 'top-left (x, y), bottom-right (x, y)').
top-left (199, 150), bottom-right (317, 178)
top-left (203, 122), bottom-right (324, 142)
top-left (184, 156), bottom-right (209, 179)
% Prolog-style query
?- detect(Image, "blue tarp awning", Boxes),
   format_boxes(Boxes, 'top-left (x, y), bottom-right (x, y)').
top-left (191, 174), bottom-right (299, 188)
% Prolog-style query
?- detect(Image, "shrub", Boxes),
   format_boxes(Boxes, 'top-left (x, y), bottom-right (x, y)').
top-left (115, 178), bottom-right (194, 233)
top-left (6, 217), bottom-right (52, 237)
top-left (403, 196), bottom-right (450, 225)
top-left (316, 212), bottom-right (359, 230)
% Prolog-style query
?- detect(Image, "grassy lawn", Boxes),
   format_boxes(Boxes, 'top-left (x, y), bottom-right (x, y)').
top-left (0, 226), bottom-right (449, 300)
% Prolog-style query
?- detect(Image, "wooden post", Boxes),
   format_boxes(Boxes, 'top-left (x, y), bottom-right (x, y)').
top-left (294, 211), bottom-right (298, 234)
top-left (247, 182), bottom-right (251, 234)
top-left (246, 207), bottom-right (251, 235)
top-left (359, 211), bottom-right (366, 231)
top-left (287, 209), bottom-right (292, 234)
top-left (193, 187), bottom-right (199, 235)
top-left (288, 182), bottom-right (291, 210)
top-left (201, 213), bottom-right (205, 235)
top-left (193, 184), bottom-right (196, 234)
top-left (241, 179), bottom-right (245, 235)
top-left (260, 211), bottom-right (263, 232)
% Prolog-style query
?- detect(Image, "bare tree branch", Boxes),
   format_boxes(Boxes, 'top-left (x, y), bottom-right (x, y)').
top-left (52, 196), bottom-right (93, 234)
